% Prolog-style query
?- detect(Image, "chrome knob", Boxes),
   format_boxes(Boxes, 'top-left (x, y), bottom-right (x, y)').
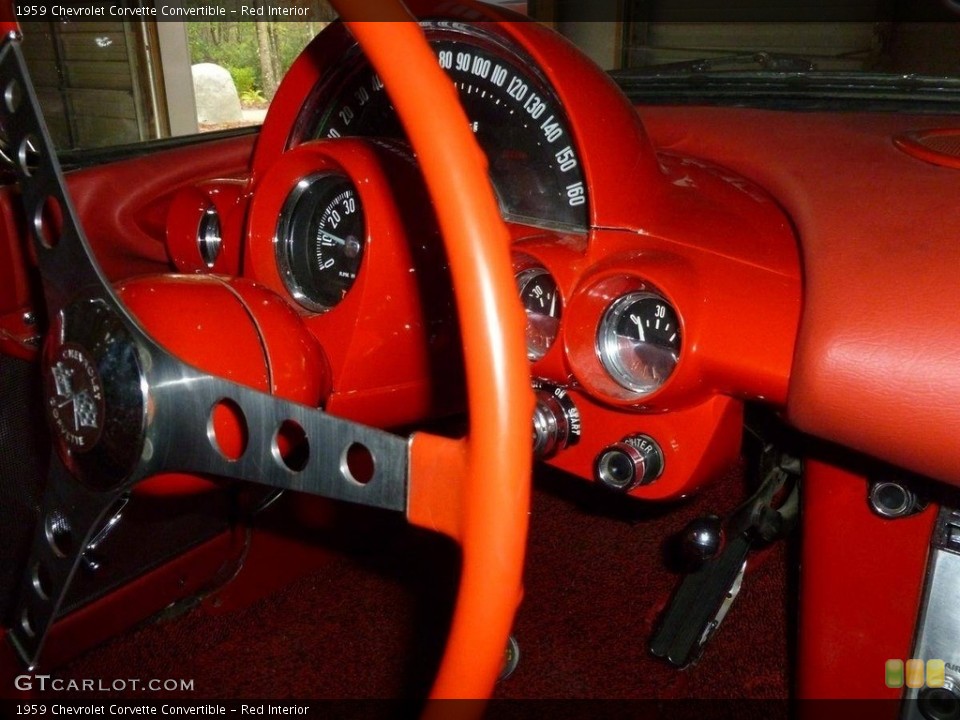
top-left (594, 434), bottom-right (664, 492)
top-left (532, 382), bottom-right (580, 459)
top-left (868, 480), bottom-right (924, 519)
top-left (918, 684), bottom-right (960, 720)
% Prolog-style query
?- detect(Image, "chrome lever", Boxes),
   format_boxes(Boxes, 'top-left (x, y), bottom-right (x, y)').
top-left (80, 495), bottom-right (129, 573)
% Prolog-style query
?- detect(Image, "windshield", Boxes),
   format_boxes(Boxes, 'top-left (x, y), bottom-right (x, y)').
top-left (11, 0), bottom-right (960, 155)
top-left (618, 21), bottom-right (960, 77)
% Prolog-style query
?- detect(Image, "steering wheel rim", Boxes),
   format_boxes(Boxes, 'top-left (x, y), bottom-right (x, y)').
top-left (334, 7), bottom-right (534, 698)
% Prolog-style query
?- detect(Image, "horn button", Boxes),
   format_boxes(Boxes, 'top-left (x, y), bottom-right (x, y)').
top-left (43, 297), bottom-right (145, 491)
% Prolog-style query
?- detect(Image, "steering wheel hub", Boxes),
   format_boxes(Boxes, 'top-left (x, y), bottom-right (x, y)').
top-left (43, 297), bottom-right (146, 491)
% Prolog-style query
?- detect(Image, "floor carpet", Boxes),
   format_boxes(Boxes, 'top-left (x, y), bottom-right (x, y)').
top-left (46, 462), bottom-right (793, 700)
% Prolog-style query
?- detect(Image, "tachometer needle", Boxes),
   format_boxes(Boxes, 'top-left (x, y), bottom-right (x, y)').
top-left (631, 313), bottom-right (646, 342)
top-left (319, 230), bottom-right (341, 247)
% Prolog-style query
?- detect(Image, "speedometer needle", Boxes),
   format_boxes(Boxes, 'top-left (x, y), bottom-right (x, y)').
top-left (631, 313), bottom-right (646, 341)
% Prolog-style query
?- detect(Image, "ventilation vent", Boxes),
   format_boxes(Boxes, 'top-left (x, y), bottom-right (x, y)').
top-left (894, 129), bottom-right (960, 169)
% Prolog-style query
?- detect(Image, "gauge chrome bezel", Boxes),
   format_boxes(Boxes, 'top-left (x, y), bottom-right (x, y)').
top-left (596, 291), bottom-right (682, 397)
top-left (197, 205), bottom-right (222, 268)
top-left (516, 266), bottom-right (562, 361)
top-left (274, 172), bottom-right (364, 313)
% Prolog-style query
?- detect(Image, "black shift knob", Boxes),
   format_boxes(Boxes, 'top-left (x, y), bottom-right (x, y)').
top-left (680, 515), bottom-right (725, 565)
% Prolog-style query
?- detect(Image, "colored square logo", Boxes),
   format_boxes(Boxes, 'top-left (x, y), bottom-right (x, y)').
top-left (927, 660), bottom-right (946, 689)
top-left (906, 659), bottom-right (925, 688)
top-left (886, 659), bottom-right (904, 688)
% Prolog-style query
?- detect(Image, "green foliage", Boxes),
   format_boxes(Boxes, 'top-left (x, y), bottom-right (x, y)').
top-left (229, 66), bottom-right (258, 95)
top-left (240, 88), bottom-right (267, 107)
top-left (187, 23), bottom-right (258, 72)
top-left (186, 20), bottom-right (329, 101)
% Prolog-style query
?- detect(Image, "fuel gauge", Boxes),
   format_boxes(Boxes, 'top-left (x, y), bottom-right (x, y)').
top-left (516, 267), bottom-right (561, 361)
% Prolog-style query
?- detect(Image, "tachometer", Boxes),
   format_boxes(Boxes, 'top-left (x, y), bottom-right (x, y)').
top-left (294, 23), bottom-right (589, 233)
top-left (275, 174), bottom-right (365, 312)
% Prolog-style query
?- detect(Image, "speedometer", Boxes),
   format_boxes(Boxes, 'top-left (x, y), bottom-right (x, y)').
top-left (293, 23), bottom-right (589, 233)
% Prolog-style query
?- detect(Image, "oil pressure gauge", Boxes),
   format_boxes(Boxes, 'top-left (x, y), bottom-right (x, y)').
top-left (516, 267), bottom-right (561, 361)
top-left (597, 291), bottom-right (681, 396)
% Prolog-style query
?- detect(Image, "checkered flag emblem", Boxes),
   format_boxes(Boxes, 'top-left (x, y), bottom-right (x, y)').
top-left (51, 361), bottom-right (74, 398)
top-left (72, 389), bottom-right (99, 429)
top-left (50, 359), bottom-right (100, 431)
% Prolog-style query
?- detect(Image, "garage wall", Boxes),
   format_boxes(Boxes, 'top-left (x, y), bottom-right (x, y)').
top-left (21, 21), bottom-right (161, 150)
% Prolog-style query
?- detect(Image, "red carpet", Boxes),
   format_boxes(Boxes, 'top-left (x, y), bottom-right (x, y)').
top-left (46, 462), bottom-right (792, 699)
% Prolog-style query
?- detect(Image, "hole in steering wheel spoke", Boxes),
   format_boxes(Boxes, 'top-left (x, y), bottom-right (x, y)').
top-left (273, 419), bottom-right (309, 473)
top-left (342, 442), bottom-right (375, 485)
top-left (20, 606), bottom-right (37, 638)
top-left (207, 398), bottom-right (248, 461)
top-left (31, 563), bottom-right (52, 601)
top-left (18, 134), bottom-right (39, 176)
top-left (4, 79), bottom-right (21, 113)
top-left (44, 511), bottom-right (74, 558)
top-left (34, 195), bottom-right (63, 249)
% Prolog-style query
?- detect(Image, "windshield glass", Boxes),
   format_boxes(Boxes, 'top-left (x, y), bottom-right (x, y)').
top-left (11, 0), bottom-right (960, 155)
top-left (16, 3), bottom-right (336, 152)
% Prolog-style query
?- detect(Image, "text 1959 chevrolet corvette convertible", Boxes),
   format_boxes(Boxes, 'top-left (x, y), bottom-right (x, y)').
top-left (1, 0), bottom-right (960, 715)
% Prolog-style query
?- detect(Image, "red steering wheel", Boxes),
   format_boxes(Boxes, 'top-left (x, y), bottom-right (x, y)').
top-left (333, 5), bottom-right (534, 697)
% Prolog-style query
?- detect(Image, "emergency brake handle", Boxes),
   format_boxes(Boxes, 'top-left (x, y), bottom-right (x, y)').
top-left (650, 453), bottom-right (800, 668)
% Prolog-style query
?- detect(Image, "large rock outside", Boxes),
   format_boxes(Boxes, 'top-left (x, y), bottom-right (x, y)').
top-left (191, 63), bottom-right (243, 124)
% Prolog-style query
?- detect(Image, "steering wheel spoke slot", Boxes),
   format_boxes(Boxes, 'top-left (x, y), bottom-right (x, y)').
top-left (140, 366), bottom-right (408, 505)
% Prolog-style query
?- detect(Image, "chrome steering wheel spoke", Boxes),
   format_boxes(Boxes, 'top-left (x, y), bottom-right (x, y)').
top-left (0, 36), bottom-right (409, 670)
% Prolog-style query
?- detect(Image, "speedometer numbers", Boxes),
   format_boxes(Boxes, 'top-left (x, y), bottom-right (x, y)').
top-left (434, 39), bottom-right (587, 229)
top-left (516, 267), bottom-right (561, 361)
top-left (309, 25), bottom-right (589, 233)
top-left (275, 174), bottom-right (365, 312)
top-left (597, 292), bottom-right (682, 396)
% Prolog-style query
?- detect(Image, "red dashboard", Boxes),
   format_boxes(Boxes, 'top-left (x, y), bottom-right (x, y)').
top-left (2, 0), bottom-right (960, 703)
top-left (154, 17), bottom-right (805, 502)
top-left (640, 106), bottom-right (960, 485)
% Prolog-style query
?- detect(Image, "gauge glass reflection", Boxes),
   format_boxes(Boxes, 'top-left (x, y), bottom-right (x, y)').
top-left (597, 292), bottom-right (681, 395)
top-left (516, 267), bottom-right (561, 361)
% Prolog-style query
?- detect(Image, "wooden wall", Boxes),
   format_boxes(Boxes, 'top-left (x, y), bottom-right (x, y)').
top-left (21, 21), bottom-right (162, 150)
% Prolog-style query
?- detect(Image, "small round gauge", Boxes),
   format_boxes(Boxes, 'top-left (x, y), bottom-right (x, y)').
top-left (517, 267), bottom-right (561, 361)
top-left (276, 174), bottom-right (365, 312)
top-left (597, 291), bottom-right (681, 396)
